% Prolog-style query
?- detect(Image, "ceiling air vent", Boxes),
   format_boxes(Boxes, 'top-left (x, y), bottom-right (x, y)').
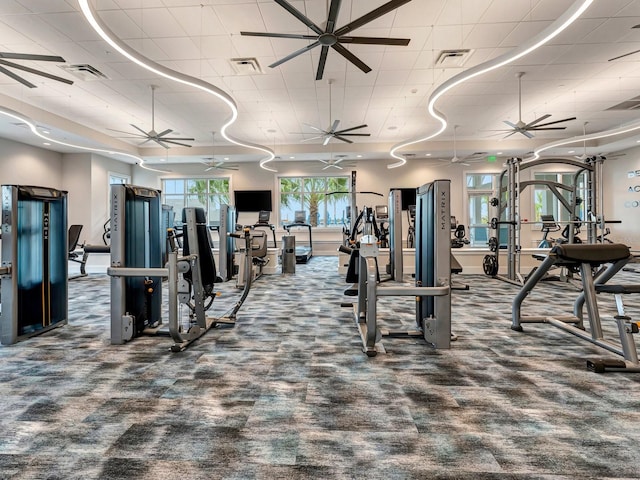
top-left (606, 95), bottom-right (640, 111)
top-left (435, 49), bottom-right (473, 68)
top-left (59, 64), bottom-right (108, 81)
top-left (230, 57), bottom-right (262, 75)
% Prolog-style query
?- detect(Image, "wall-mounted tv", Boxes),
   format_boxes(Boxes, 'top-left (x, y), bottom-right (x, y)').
top-left (234, 190), bottom-right (272, 212)
top-left (392, 187), bottom-right (417, 211)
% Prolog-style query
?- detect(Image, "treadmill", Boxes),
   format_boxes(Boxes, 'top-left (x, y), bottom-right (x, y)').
top-left (283, 210), bottom-right (313, 264)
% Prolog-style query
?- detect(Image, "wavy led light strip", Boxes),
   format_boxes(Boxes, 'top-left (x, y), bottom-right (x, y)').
top-left (387, 0), bottom-right (594, 169)
top-left (531, 120), bottom-right (640, 160)
top-left (0, 106), bottom-right (174, 173)
top-left (78, 0), bottom-right (277, 172)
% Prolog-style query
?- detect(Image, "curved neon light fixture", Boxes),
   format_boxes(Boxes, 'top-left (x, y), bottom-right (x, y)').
top-left (387, 0), bottom-right (594, 168)
top-left (78, 0), bottom-right (276, 172)
top-left (531, 119), bottom-right (640, 160)
top-left (0, 106), bottom-right (171, 173)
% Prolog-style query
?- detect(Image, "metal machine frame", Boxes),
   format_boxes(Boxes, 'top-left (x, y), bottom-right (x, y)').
top-left (1, 185), bottom-right (68, 345)
top-left (352, 180), bottom-right (452, 356)
top-left (107, 185), bottom-right (253, 352)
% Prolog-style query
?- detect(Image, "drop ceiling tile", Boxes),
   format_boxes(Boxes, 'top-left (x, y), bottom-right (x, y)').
top-left (215, 3), bottom-right (265, 34)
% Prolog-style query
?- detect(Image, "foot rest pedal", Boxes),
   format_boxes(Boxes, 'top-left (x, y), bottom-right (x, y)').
top-left (586, 358), bottom-right (626, 373)
top-left (343, 288), bottom-right (358, 296)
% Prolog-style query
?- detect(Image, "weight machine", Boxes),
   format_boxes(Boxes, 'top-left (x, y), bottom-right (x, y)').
top-left (347, 180), bottom-right (452, 356)
top-left (483, 156), bottom-right (602, 285)
top-left (0, 185), bottom-right (68, 345)
top-left (107, 184), bottom-right (254, 352)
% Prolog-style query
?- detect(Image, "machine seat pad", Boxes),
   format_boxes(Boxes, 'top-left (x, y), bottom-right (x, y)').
top-left (551, 243), bottom-right (630, 264)
top-left (84, 244), bottom-right (111, 254)
top-left (595, 284), bottom-right (640, 294)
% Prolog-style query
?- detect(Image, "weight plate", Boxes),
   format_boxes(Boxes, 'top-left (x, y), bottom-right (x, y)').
top-left (490, 197), bottom-right (499, 207)
top-left (490, 217), bottom-right (498, 230)
top-left (488, 237), bottom-right (498, 252)
top-left (483, 255), bottom-right (499, 277)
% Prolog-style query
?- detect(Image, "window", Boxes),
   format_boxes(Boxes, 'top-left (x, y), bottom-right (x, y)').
top-left (279, 176), bottom-right (349, 227)
top-left (161, 178), bottom-right (230, 225)
top-left (466, 173), bottom-right (502, 247)
top-left (533, 172), bottom-right (586, 224)
top-left (109, 172), bottom-right (130, 185)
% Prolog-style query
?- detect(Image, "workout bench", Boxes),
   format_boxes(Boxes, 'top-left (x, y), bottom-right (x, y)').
top-left (512, 243), bottom-right (640, 372)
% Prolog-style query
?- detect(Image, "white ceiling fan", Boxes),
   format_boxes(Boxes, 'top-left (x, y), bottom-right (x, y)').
top-left (202, 132), bottom-right (239, 171)
top-left (319, 154), bottom-right (356, 170)
top-left (108, 85), bottom-right (195, 149)
top-left (292, 80), bottom-right (370, 145)
top-left (491, 72), bottom-right (576, 139)
top-left (447, 125), bottom-right (486, 166)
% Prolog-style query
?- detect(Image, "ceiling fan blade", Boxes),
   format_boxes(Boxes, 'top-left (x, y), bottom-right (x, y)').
top-left (529, 116), bottom-right (576, 128)
top-left (270, 40), bottom-right (321, 68)
top-left (274, 0), bottom-right (324, 35)
top-left (316, 45), bottom-right (329, 81)
top-left (608, 48), bottom-right (640, 62)
top-left (503, 120), bottom-right (519, 129)
top-left (517, 130), bottom-right (535, 139)
top-left (107, 128), bottom-right (148, 137)
top-left (524, 114), bottom-right (551, 128)
top-left (0, 52), bottom-right (65, 62)
top-left (154, 139), bottom-right (171, 149)
top-left (0, 60), bottom-right (73, 85)
top-left (240, 32), bottom-right (317, 40)
top-left (322, 135), bottom-right (332, 146)
top-left (326, 0), bottom-right (342, 33)
top-left (329, 119), bottom-right (340, 133)
top-left (130, 124), bottom-right (150, 136)
top-left (331, 43), bottom-right (371, 74)
top-left (338, 36), bottom-right (410, 46)
top-left (336, 133), bottom-right (371, 137)
top-left (333, 135), bottom-right (354, 144)
top-left (527, 127), bottom-right (568, 131)
top-left (0, 64), bottom-right (36, 88)
top-left (155, 128), bottom-right (173, 137)
top-left (159, 139), bottom-right (194, 148)
top-left (302, 123), bottom-right (325, 132)
top-left (334, 0), bottom-right (412, 36)
top-left (301, 135), bottom-right (325, 142)
top-left (204, 166), bottom-right (215, 172)
top-left (335, 124), bottom-right (368, 134)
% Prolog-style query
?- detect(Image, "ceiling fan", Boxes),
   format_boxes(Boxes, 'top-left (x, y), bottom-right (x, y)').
top-left (240, 0), bottom-right (412, 81)
top-left (496, 72), bottom-right (576, 139)
top-left (108, 85), bottom-right (195, 149)
top-left (0, 51), bottom-right (73, 88)
top-left (319, 154), bottom-right (355, 170)
top-left (293, 80), bottom-right (370, 145)
top-left (202, 133), bottom-right (239, 171)
top-left (445, 126), bottom-right (486, 166)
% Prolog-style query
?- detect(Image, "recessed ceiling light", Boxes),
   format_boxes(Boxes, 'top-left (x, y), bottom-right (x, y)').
top-left (160, 158), bottom-right (166, 162)
top-left (289, 156), bottom-right (295, 159)
top-left (568, 150), bottom-right (575, 154)
top-left (43, 142), bottom-right (51, 146)
top-left (497, 151), bottom-right (503, 155)
top-left (637, 139), bottom-right (640, 143)
top-left (41, 129), bottom-right (50, 134)
top-left (356, 155), bottom-right (362, 158)
top-left (425, 153), bottom-right (431, 157)
top-left (224, 157), bottom-right (229, 160)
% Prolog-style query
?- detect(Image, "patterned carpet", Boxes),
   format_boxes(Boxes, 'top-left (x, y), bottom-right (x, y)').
top-left (1, 256), bottom-right (640, 479)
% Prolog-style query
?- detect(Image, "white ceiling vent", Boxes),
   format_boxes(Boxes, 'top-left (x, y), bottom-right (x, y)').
top-left (230, 57), bottom-right (262, 75)
top-left (59, 64), bottom-right (108, 81)
top-left (435, 49), bottom-right (473, 68)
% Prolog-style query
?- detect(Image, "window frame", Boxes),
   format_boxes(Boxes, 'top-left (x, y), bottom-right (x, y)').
top-left (161, 176), bottom-right (232, 226)
top-left (277, 174), bottom-right (350, 229)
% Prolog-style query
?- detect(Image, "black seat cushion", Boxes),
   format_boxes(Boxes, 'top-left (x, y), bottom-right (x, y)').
top-left (182, 207), bottom-right (217, 289)
top-left (552, 243), bottom-right (630, 264)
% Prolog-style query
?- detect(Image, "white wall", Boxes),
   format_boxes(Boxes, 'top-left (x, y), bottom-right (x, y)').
top-left (62, 153), bottom-right (92, 243)
top-left (0, 137), bottom-right (63, 187)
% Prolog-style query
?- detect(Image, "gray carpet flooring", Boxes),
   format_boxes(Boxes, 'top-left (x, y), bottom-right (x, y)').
top-left (1, 256), bottom-right (640, 479)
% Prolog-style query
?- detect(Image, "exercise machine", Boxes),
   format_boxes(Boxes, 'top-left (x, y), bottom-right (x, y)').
top-left (347, 180), bottom-right (452, 356)
top-left (235, 229), bottom-right (269, 288)
top-left (253, 210), bottom-right (277, 248)
top-left (512, 243), bottom-right (640, 372)
top-left (68, 224), bottom-right (86, 279)
top-left (107, 184), bottom-right (254, 351)
top-left (78, 218), bottom-right (111, 275)
top-left (1, 185), bottom-right (68, 345)
top-left (283, 210), bottom-right (313, 263)
top-left (537, 214), bottom-right (561, 248)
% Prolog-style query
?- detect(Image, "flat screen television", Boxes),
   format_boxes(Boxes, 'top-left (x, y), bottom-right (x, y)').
top-left (234, 190), bottom-right (272, 212)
